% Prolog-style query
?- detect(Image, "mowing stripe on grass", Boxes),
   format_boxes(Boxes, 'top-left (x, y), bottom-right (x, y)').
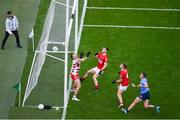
top-left (83, 24), bottom-right (180, 30)
top-left (87, 7), bottom-right (180, 12)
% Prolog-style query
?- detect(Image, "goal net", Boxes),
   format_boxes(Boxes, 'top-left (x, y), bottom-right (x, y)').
top-left (22, 0), bottom-right (87, 111)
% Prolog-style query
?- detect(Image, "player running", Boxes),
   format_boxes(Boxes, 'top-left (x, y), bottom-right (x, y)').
top-left (80, 47), bottom-right (108, 90)
top-left (122, 72), bottom-right (160, 113)
top-left (71, 52), bottom-right (90, 101)
top-left (112, 64), bottom-right (129, 108)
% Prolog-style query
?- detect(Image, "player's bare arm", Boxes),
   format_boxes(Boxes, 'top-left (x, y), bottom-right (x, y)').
top-left (80, 52), bottom-right (91, 62)
top-left (101, 62), bottom-right (107, 71)
top-left (112, 79), bottom-right (122, 83)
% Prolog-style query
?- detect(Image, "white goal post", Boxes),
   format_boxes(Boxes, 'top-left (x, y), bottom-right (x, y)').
top-left (22, 0), bottom-right (88, 113)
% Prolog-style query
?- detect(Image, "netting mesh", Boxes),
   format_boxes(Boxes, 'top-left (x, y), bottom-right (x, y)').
top-left (23, 1), bottom-right (56, 105)
top-left (22, 0), bottom-right (86, 107)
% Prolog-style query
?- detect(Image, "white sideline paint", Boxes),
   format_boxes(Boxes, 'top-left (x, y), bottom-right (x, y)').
top-left (24, 105), bottom-right (64, 109)
top-left (83, 24), bottom-right (180, 30)
top-left (87, 6), bottom-right (180, 12)
top-left (36, 50), bottom-right (74, 54)
top-left (46, 53), bottom-right (65, 62)
top-left (53, 0), bottom-right (73, 8)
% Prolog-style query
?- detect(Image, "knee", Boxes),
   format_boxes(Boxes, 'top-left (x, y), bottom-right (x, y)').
top-left (77, 84), bottom-right (81, 89)
top-left (117, 92), bottom-right (120, 96)
top-left (93, 75), bottom-right (97, 80)
top-left (117, 90), bottom-right (122, 95)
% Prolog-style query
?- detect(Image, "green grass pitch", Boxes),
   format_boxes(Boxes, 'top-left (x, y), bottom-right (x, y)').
top-left (9, 0), bottom-right (180, 119)
top-left (66, 0), bottom-right (180, 119)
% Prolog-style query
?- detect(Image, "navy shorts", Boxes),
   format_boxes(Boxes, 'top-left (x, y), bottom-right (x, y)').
top-left (138, 91), bottom-right (150, 100)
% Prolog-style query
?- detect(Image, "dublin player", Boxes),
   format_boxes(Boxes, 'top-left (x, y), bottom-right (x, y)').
top-left (112, 64), bottom-right (129, 108)
top-left (122, 72), bottom-right (160, 113)
top-left (80, 47), bottom-right (108, 90)
top-left (71, 52), bottom-right (90, 101)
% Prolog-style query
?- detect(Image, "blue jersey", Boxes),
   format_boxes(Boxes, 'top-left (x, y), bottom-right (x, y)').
top-left (140, 78), bottom-right (150, 94)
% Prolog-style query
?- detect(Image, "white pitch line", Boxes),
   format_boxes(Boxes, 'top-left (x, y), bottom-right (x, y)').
top-left (87, 6), bottom-right (180, 12)
top-left (53, 0), bottom-right (73, 8)
top-left (83, 24), bottom-right (180, 30)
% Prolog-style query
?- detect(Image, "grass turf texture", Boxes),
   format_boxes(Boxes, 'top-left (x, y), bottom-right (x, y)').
top-left (0, 0), bottom-right (40, 118)
top-left (8, 0), bottom-right (82, 118)
top-left (7, 0), bottom-right (63, 118)
top-left (8, 107), bottom-right (61, 119)
top-left (66, 0), bottom-right (180, 119)
top-left (7, 0), bottom-right (180, 119)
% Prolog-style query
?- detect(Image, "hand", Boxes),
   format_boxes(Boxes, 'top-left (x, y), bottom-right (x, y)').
top-left (79, 52), bottom-right (83, 58)
top-left (131, 83), bottom-right (136, 88)
top-left (9, 32), bottom-right (13, 35)
top-left (86, 52), bottom-right (91, 57)
top-left (98, 70), bottom-right (104, 75)
top-left (112, 80), bottom-right (116, 84)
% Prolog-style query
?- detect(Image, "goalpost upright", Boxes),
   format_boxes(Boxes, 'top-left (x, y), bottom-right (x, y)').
top-left (22, 0), bottom-right (88, 118)
top-left (64, 0), bottom-right (69, 111)
top-left (62, 0), bottom-right (88, 119)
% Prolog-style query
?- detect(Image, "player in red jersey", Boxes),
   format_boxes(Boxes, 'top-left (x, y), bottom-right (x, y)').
top-left (71, 52), bottom-right (90, 101)
top-left (80, 47), bottom-right (108, 90)
top-left (112, 64), bottom-right (129, 108)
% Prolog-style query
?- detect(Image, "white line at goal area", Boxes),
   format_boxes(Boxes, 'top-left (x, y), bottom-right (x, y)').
top-left (84, 6), bottom-right (180, 30)
top-left (87, 6), bottom-right (180, 12)
top-left (83, 25), bottom-right (180, 30)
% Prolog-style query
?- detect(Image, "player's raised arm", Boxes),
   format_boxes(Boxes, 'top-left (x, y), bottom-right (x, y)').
top-left (80, 52), bottom-right (91, 62)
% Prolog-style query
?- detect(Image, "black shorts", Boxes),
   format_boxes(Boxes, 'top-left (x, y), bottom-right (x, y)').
top-left (138, 91), bottom-right (150, 101)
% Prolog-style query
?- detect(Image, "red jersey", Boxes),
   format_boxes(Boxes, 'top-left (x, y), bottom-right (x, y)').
top-left (119, 69), bottom-right (129, 86)
top-left (97, 52), bottom-right (108, 70)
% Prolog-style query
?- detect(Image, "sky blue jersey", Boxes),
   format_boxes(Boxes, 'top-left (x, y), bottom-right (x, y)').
top-left (140, 78), bottom-right (150, 94)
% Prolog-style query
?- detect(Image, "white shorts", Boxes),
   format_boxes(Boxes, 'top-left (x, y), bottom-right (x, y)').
top-left (92, 67), bottom-right (101, 75)
top-left (118, 84), bottom-right (128, 91)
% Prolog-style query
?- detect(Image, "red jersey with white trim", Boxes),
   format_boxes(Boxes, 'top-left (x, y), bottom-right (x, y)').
top-left (97, 52), bottom-right (108, 70)
top-left (71, 59), bottom-right (80, 75)
top-left (119, 69), bottom-right (129, 86)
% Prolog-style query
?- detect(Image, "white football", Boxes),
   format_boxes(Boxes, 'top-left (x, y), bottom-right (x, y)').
top-left (52, 46), bottom-right (58, 51)
top-left (38, 104), bottom-right (44, 110)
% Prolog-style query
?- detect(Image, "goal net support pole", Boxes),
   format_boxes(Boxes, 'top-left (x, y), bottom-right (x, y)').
top-left (62, 0), bottom-right (78, 119)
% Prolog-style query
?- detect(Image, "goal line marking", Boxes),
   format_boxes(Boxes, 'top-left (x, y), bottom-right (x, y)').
top-left (83, 24), bottom-right (180, 30)
top-left (87, 6), bottom-right (180, 12)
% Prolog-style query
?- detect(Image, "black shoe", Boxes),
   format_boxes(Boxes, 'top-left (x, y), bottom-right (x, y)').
top-left (1, 47), bottom-right (5, 50)
top-left (80, 78), bottom-right (84, 82)
top-left (17, 45), bottom-right (23, 48)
